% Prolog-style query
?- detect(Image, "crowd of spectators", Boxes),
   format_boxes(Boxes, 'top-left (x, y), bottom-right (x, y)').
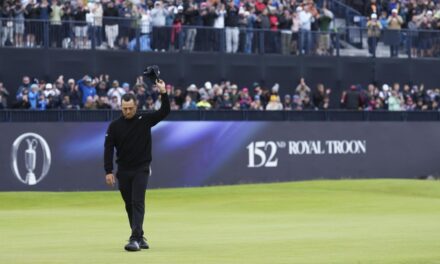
top-left (348, 0), bottom-right (440, 29)
top-left (0, 0), bottom-right (335, 54)
top-left (363, 0), bottom-right (440, 57)
top-left (1, 74), bottom-right (439, 111)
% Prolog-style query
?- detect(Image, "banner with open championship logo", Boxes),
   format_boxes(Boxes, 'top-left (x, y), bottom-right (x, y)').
top-left (0, 122), bottom-right (439, 191)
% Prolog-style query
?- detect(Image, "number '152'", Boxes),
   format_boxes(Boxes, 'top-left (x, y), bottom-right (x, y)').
top-left (247, 141), bottom-right (278, 168)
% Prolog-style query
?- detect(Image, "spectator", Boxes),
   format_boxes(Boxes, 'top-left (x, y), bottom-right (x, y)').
top-left (283, 94), bottom-right (292, 110)
top-left (138, 7), bottom-right (152, 51)
top-left (118, 1), bottom-right (133, 49)
top-left (321, 96), bottom-right (330, 110)
top-left (404, 96), bottom-right (416, 111)
top-left (312, 83), bottom-right (326, 108)
top-left (292, 94), bottom-right (303, 110)
top-left (219, 92), bottom-right (233, 109)
top-left (182, 94), bottom-right (197, 110)
top-left (122, 82), bottom-right (131, 94)
top-left (200, 2), bottom-right (218, 51)
top-left (97, 81), bottom-right (108, 97)
top-left (107, 80), bottom-right (125, 105)
top-left (61, 95), bottom-right (73, 109)
top-left (170, 98), bottom-right (180, 110)
top-left (250, 95), bottom-right (264, 110)
top-left (239, 87), bottom-right (252, 109)
top-left (66, 78), bottom-right (81, 109)
top-left (2, 2), bottom-right (15, 46)
top-left (50, 0), bottom-right (63, 48)
top-left (214, 3), bottom-right (226, 52)
top-left (385, 9), bottom-right (403, 57)
top-left (388, 90), bottom-right (403, 111)
top-left (186, 84), bottom-right (199, 102)
top-left (415, 97), bottom-right (428, 110)
top-left (143, 95), bottom-right (155, 110)
top-left (37, 93), bottom-right (48, 110)
top-left (196, 94), bottom-right (212, 109)
top-left (28, 83), bottom-right (40, 109)
top-left (96, 96), bottom-right (111, 109)
top-left (341, 85), bottom-right (362, 110)
top-left (367, 13), bottom-right (382, 56)
top-left (266, 94), bottom-right (283, 110)
top-left (170, 5), bottom-right (184, 51)
top-left (225, 0), bottom-right (240, 53)
top-left (83, 96), bottom-right (97, 109)
top-left (43, 83), bottom-right (60, 98)
top-left (291, 8), bottom-right (300, 55)
top-left (302, 95), bottom-right (315, 110)
top-left (91, 1), bottom-right (104, 48)
top-left (379, 84), bottom-right (391, 109)
top-left (243, 10), bottom-right (256, 54)
top-left (379, 10), bottom-right (389, 29)
top-left (61, 1), bottom-right (74, 48)
top-left (13, 0), bottom-right (25, 47)
top-left (109, 95), bottom-right (120, 110)
top-left (298, 5), bottom-right (313, 54)
top-left (229, 84), bottom-right (240, 104)
top-left (73, 1), bottom-right (90, 49)
top-left (295, 78), bottom-right (311, 100)
top-left (365, 0), bottom-right (381, 18)
top-left (279, 9), bottom-right (293, 55)
top-left (103, 1), bottom-right (119, 49)
top-left (183, 0), bottom-right (199, 52)
top-left (212, 86), bottom-right (223, 108)
top-left (12, 92), bottom-right (31, 109)
top-left (174, 88), bottom-right (184, 108)
top-left (407, 15), bottom-right (420, 58)
top-left (151, 1), bottom-right (169, 51)
top-left (24, 0), bottom-right (40, 48)
top-left (77, 75), bottom-right (97, 105)
top-left (317, 4), bottom-right (334, 55)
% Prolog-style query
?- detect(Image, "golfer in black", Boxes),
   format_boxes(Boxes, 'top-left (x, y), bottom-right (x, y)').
top-left (104, 79), bottom-right (170, 251)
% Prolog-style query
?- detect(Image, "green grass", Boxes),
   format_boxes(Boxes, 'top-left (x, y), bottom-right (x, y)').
top-left (1, 179), bottom-right (440, 264)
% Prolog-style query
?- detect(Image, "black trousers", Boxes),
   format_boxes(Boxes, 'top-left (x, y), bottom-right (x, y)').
top-left (117, 165), bottom-right (150, 240)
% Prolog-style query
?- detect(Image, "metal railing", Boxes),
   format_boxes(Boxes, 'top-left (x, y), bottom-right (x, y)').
top-left (1, 109), bottom-right (439, 122)
top-left (1, 18), bottom-right (440, 58)
top-left (327, 0), bottom-right (364, 27)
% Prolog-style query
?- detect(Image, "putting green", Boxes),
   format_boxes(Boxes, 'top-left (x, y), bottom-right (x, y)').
top-left (1, 179), bottom-right (440, 264)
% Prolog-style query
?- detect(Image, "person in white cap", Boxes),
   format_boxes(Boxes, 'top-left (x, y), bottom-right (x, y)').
top-left (367, 13), bottom-right (382, 56)
top-left (386, 9), bottom-right (403, 57)
top-left (43, 83), bottom-right (61, 98)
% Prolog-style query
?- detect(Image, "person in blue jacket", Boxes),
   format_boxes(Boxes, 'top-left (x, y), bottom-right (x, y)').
top-left (77, 75), bottom-right (97, 106)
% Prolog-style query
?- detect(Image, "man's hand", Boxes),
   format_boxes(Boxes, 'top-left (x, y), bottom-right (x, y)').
top-left (105, 173), bottom-right (116, 187)
top-left (156, 79), bottom-right (166, 94)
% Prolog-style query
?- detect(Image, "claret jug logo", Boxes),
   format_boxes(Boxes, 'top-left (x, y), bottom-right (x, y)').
top-left (11, 133), bottom-right (52, 185)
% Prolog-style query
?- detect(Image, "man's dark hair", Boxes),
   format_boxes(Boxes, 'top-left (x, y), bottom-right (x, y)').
top-left (122, 93), bottom-right (137, 104)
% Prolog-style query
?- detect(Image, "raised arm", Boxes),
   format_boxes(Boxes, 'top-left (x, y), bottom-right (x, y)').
top-left (143, 79), bottom-right (170, 127)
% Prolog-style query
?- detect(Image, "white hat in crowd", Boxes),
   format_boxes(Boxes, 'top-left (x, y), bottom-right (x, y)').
top-left (371, 13), bottom-right (377, 19)
top-left (187, 84), bottom-right (197, 92)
